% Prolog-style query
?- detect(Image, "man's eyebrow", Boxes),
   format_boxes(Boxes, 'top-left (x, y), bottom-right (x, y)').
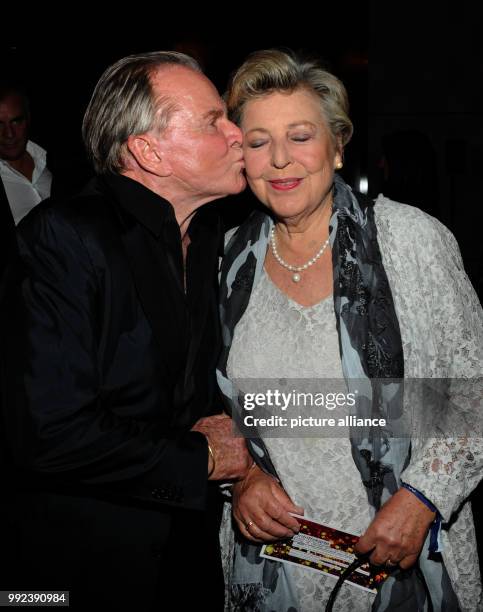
top-left (203, 108), bottom-right (225, 121)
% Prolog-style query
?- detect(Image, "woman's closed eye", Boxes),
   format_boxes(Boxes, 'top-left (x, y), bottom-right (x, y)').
top-left (290, 133), bottom-right (312, 142)
top-left (246, 139), bottom-right (268, 149)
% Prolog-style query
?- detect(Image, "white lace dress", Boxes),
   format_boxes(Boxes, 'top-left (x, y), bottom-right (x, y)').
top-left (226, 268), bottom-right (375, 611)
top-left (221, 197), bottom-right (483, 612)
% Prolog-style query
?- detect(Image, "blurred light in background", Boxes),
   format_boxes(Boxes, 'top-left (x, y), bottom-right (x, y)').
top-left (358, 176), bottom-right (368, 194)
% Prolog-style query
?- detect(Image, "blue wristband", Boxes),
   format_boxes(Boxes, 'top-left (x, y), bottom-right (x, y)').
top-left (400, 482), bottom-right (441, 553)
top-left (400, 482), bottom-right (438, 514)
top-left (429, 515), bottom-right (442, 553)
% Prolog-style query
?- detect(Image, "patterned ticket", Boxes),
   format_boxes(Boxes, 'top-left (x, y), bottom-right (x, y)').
top-left (260, 514), bottom-right (388, 594)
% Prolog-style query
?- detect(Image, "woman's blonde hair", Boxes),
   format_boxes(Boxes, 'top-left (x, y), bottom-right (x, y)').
top-left (225, 49), bottom-right (353, 147)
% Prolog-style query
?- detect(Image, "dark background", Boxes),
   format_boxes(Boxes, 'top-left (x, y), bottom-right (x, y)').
top-left (1, 8), bottom-right (369, 231)
top-left (3, 6), bottom-right (482, 297)
top-left (2, 0), bottom-right (482, 567)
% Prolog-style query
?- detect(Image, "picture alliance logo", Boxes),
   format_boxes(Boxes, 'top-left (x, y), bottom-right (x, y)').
top-left (242, 414), bottom-right (387, 429)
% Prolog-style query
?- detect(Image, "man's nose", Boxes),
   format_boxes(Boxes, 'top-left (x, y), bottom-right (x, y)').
top-left (3, 122), bottom-right (16, 140)
top-left (226, 120), bottom-right (243, 148)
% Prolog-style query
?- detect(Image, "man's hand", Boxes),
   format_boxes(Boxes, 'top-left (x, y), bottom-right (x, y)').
top-left (191, 414), bottom-right (251, 481)
top-left (355, 487), bottom-right (436, 568)
top-left (232, 464), bottom-right (304, 543)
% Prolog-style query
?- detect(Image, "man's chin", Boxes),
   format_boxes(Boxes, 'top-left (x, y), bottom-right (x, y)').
top-left (229, 175), bottom-right (247, 195)
top-left (0, 148), bottom-right (24, 162)
top-left (204, 176), bottom-right (247, 202)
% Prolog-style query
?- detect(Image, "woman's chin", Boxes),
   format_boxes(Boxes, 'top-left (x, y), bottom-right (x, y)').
top-left (266, 201), bottom-right (318, 224)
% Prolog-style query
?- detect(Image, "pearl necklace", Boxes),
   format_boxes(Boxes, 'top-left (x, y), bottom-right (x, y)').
top-left (270, 226), bottom-right (330, 283)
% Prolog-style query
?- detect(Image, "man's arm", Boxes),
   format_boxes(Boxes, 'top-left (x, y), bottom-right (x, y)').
top-left (1, 205), bottom-right (247, 510)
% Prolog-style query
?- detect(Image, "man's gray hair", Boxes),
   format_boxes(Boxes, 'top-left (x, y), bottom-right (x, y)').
top-left (82, 51), bottom-right (201, 175)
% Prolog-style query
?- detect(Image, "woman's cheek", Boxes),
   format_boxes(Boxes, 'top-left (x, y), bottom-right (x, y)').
top-left (247, 177), bottom-right (266, 201)
top-left (244, 159), bottom-right (262, 182)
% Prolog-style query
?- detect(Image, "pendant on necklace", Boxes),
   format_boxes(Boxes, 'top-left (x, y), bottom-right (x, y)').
top-left (292, 273), bottom-right (301, 283)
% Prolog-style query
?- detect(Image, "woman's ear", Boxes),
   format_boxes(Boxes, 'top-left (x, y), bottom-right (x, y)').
top-left (126, 134), bottom-right (171, 176)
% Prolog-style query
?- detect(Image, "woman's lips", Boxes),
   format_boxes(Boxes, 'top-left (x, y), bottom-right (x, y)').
top-left (268, 178), bottom-right (303, 191)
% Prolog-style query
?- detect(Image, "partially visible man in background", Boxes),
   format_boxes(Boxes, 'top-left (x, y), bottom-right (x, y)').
top-left (0, 85), bottom-right (52, 226)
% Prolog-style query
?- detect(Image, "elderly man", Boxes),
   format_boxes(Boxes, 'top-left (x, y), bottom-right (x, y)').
top-left (0, 51), bottom-right (250, 610)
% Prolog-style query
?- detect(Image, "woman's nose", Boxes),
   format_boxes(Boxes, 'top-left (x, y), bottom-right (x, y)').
top-left (271, 143), bottom-right (291, 169)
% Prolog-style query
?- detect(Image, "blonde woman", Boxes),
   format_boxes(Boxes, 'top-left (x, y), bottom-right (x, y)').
top-left (217, 49), bottom-right (482, 611)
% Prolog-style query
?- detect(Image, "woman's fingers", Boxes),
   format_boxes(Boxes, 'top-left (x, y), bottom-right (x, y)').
top-left (232, 464), bottom-right (305, 541)
top-left (237, 514), bottom-right (295, 542)
top-left (264, 496), bottom-right (301, 533)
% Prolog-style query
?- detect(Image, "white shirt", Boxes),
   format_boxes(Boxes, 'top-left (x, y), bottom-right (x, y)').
top-left (0, 140), bottom-right (52, 225)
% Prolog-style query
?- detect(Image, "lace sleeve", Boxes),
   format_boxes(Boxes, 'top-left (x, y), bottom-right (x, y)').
top-left (401, 217), bottom-right (483, 521)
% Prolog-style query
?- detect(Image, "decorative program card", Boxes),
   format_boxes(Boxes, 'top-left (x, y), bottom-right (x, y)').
top-left (260, 514), bottom-right (388, 594)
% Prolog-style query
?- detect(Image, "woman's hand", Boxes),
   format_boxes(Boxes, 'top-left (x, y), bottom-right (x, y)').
top-left (232, 464), bottom-right (304, 543)
top-left (355, 487), bottom-right (436, 568)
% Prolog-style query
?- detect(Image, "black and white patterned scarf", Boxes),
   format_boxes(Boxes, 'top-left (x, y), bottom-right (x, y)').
top-left (217, 175), bottom-right (405, 508)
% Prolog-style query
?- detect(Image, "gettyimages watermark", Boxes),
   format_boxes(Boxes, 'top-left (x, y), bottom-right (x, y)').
top-left (228, 378), bottom-right (483, 439)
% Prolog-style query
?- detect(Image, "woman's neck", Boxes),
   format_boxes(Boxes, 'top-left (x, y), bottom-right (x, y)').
top-left (274, 195), bottom-right (332, 256)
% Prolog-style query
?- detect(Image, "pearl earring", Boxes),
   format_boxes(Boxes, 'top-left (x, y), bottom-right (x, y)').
top-left (335, 161), bottom-right (343, 169)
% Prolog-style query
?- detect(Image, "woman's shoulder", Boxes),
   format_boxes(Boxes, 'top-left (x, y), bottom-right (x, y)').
top-left (373, 194), bottom-right (462, 264)
top-left (374, 193), bottom-right (443, 232)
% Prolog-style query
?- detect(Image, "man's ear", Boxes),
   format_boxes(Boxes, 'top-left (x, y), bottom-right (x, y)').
top-left (126, 134), bottom-right (171, 176)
